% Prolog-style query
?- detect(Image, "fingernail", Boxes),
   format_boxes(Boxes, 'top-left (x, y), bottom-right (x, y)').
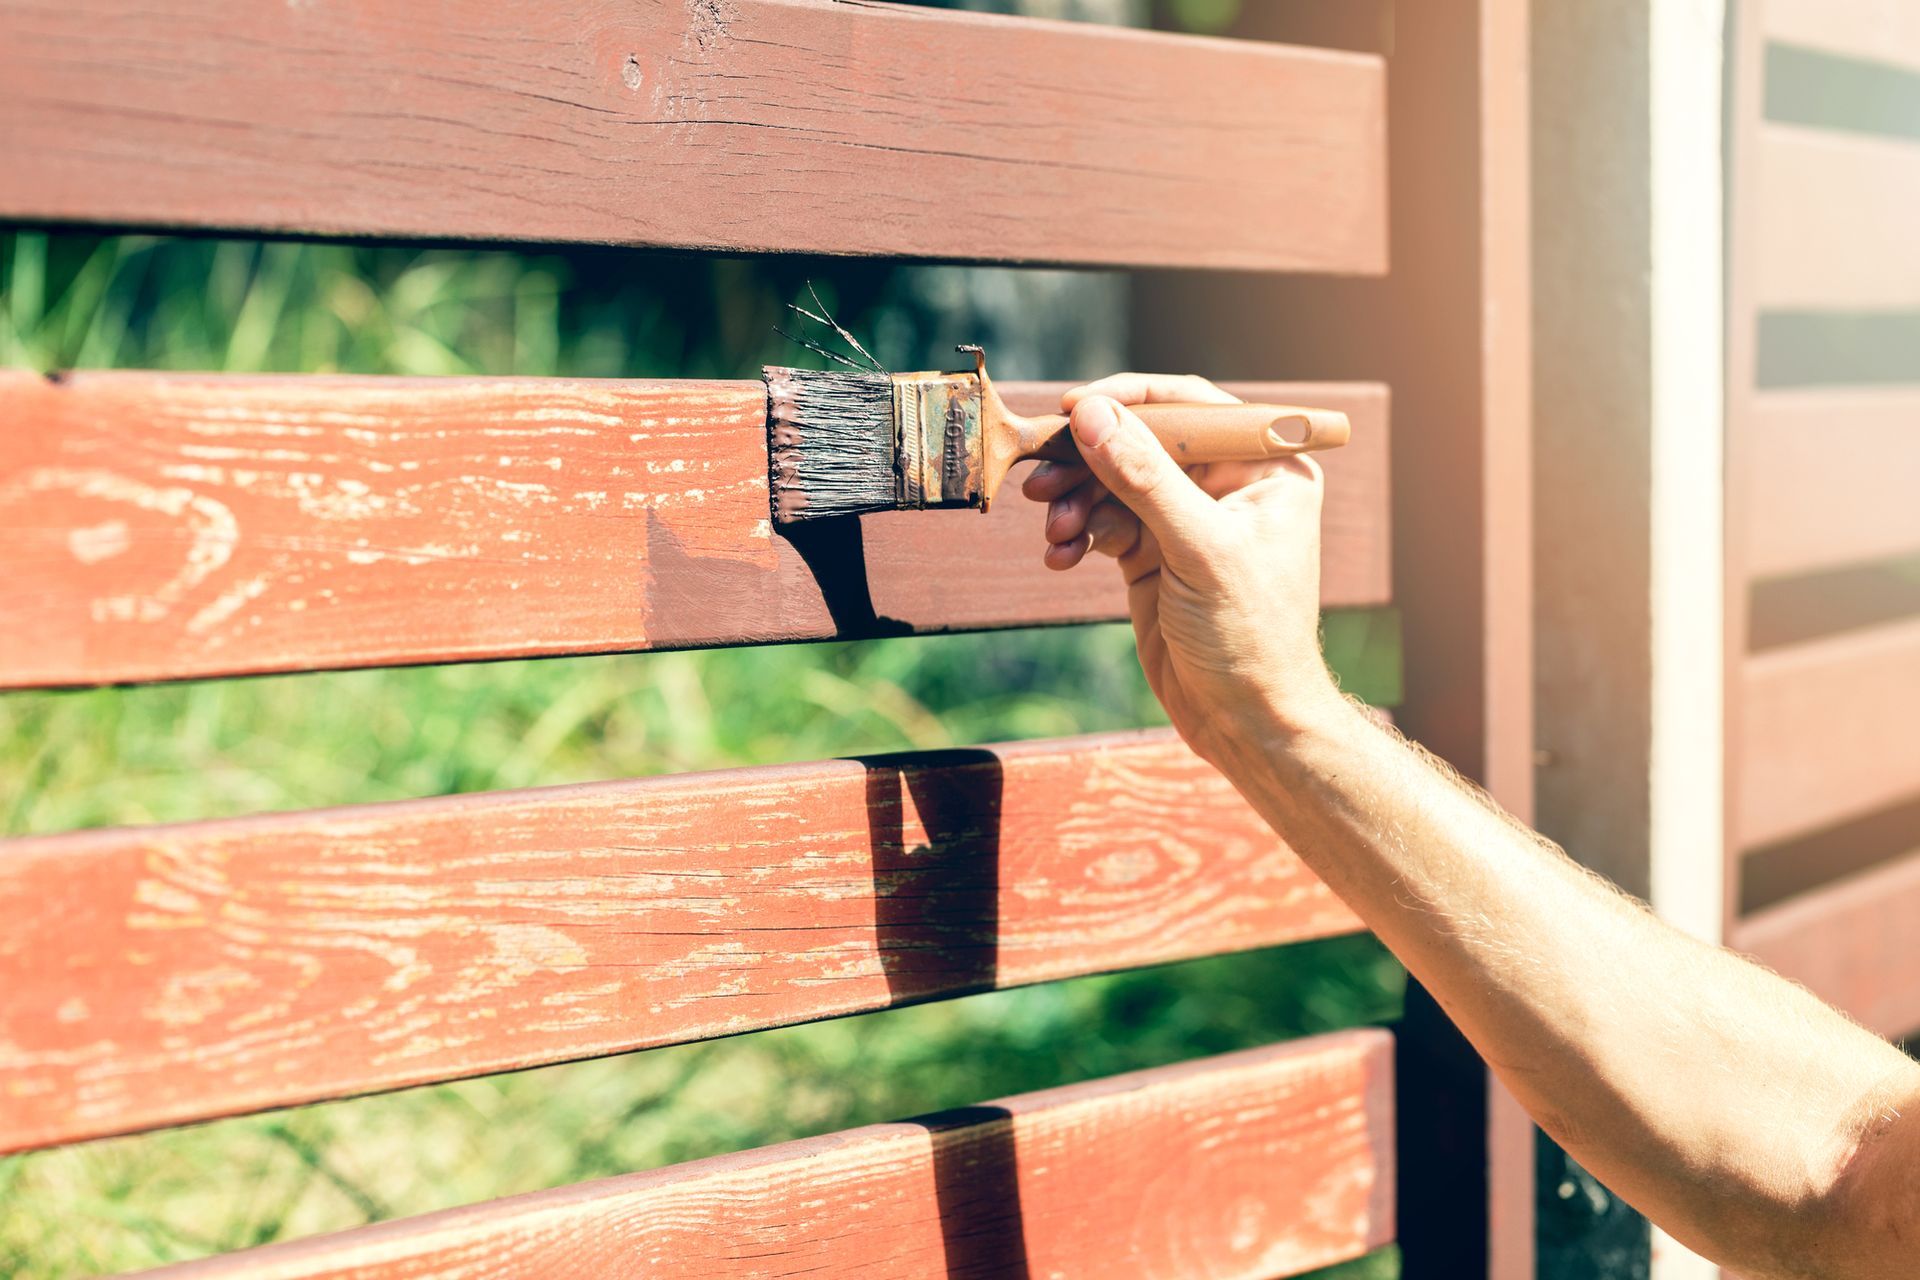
top-left (1073, 397), bottom-right (1118, 447)
top-left (1046, 498), bottom-right (1067, 532)
top-left (1030, 461), bottom-right (1054, 482)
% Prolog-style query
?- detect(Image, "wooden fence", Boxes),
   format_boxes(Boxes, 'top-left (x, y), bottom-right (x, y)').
top-left (1725, 0), bottom-right (1920, 1044)
top-left (0, 1), bottom-right (1538, 1276)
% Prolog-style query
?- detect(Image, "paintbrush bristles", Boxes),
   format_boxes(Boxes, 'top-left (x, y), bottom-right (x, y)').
top-left (765, 367), bottom-right (897, 523)
top-left (768, 367), bottom-right (992, 523)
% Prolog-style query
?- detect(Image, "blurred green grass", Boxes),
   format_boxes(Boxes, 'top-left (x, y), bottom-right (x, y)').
top-left (0, 230), bottom-right (1401, 1279)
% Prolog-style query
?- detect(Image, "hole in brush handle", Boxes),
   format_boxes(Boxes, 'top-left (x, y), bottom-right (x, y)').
top-left (1261, 409), bottom-right (1351, 455)
top-left (1269, 415), bottom-right (1314, 447)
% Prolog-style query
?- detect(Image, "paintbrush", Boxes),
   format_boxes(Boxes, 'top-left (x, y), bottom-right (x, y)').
top-left (764, 344), bottom-right (1350, 524)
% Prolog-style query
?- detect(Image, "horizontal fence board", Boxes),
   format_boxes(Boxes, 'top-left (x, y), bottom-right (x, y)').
top-left (1742, 389), bottom-right (1920, 578)
top-left (1755, 124), bottom-right (1920, 311)
top-left (1738, 614), bottom-right (1920, 846)
top-left (144, 1033), bottom-right (1395, 1280)
top-left (0, 728), bottom-right (1367, 1153)
top-left (0, 372), bottom-right (1390, 688)
top-left (1735, 848), bottom-right (1920, 1039)
top-left (1766, 0), bottom-right (1920, 76)
top-left (0, 0), bottom-right (1386, 272)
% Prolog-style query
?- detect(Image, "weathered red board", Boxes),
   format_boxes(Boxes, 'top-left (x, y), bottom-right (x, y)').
top-left (0, 0), bottom-right (1387, 273)
top-left (142, 1033), bottom-right (1395, 1280)
top-left (0, 373), bottom-right (1390, 688)
top-left (0, 728), bottom-right (1366, 1153)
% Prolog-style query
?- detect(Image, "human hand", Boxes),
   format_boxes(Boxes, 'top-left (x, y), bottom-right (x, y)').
top-left (1022, 373), bottom-right (1345, 765)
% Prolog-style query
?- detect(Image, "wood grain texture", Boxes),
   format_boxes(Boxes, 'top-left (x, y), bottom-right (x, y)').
top-left (1738, 615), bottom-right (1920, 847)
top-left (143, 1033), bottom-right (1395, 1280)
top-left (0, 372), bottom-right (1390, 688)
top-left (0, 0), bottom-right (1386, 273)
top-left (1735, 848), bottom-right (1920, 1038)
top-left (1742, 389), bottom-right (1920, 579)
top-left (0, 727), bottom-right (1367, 1153)
top-left (1756, 124), bottom-right (1920, 310)
top-left (1766, 0), bottom-right (1920, 75)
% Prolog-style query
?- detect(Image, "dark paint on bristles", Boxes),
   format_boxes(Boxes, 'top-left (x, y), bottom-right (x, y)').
top-left (765, 284), bottom-right (1357, 526)
top-left (765, 367), bottom-right (898, 523)
top-left (767, 285), bottom-right (980, 525)
top-left (768, 288), bottom-right (1077, 525)
top-left (765, 286), bottom-right (900, 523)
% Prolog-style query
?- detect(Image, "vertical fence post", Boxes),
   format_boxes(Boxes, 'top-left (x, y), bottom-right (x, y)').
top-left (1532, 1), bottom-right (1727, 1277)
top-left (1385, 3), bottom-right (1536, 1276)
top-left (1131, 0), bottom-right (1536, 1274)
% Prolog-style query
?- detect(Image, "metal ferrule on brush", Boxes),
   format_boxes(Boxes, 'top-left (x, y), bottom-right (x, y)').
top-left (892, 371), bottom-right (984, 511)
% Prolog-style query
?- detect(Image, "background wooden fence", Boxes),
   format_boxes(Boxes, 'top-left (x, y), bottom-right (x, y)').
top-left (1725, 0), bottom-right (1920, 1046)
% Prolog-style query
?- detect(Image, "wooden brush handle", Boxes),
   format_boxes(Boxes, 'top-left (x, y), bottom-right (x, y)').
top-left (1131, 402), bottom-right (1350, 460)
top-left (1023, 402), bottom-right (1350, 465)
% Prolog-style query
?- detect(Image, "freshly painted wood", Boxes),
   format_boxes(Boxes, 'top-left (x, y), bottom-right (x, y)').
top-left (0, 0), bottom-right (1386, 273)
top-left (1743, 389), bottom-right (1920, 578)
top-left (144, 1033), bottom-right (1395, 1280)
top-left (1735, 848), bottom-right (1920, 1038)
top-left (1738, 615), bottom-right (1920, 847)
top-left (1766, 0), bottom-right (1920, 76)
top-left (0, 728), bottom-right (1366, 1153)
top-left (1756, 124), bottom-right (1920, 310)
top-left (0, 372), bottom-right (1390, 688)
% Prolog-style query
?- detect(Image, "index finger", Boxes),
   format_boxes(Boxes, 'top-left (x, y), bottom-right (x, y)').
top-left (1061, 372), bottom-right (1240, 411)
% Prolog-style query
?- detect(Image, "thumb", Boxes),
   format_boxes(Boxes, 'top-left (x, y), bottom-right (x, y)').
top-left (1070, 395), bottom-right (1214, 556)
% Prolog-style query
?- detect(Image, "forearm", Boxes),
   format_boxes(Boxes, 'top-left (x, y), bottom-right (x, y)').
top-left (1031, 378), bottom-right (1919, 1274)
top-left (1213, 692), bottom-right (1920, 1278)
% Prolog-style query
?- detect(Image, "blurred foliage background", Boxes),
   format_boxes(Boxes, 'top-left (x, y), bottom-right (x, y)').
top-left (0, 0), bottom-right (1402, 1275)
